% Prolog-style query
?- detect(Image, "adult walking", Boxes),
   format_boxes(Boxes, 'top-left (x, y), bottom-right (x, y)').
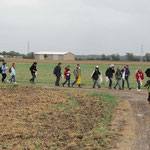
top-left (72, 64), bottom-right (81, 88)
top-left (30, 62), bottom-right (37, 84)
top-left (136, 67), bottom-right (144, 91)
top-left (91, 66), bottom-right (101, 88)
top-left (114, 67), bottom-right (122, 90)
top-left (53, 62), bottom-right (62, 86)
top-left (1, 62), bottom-right (7, 83)
top-left (62, 65), bottom-right (71, 87)
top-left (106, 64), bottom-right (115, 89)
top-left (122, 65), bottom-right (131, 90)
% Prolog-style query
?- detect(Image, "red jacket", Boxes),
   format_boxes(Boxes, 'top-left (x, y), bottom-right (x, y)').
top-left (64, 68), bottom-right (71, 79)
top-left (136, 71), bottom-right (144, 81)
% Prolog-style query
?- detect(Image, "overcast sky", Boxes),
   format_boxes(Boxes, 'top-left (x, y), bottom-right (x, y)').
top-left (0, 0), bottom-right (150, 55)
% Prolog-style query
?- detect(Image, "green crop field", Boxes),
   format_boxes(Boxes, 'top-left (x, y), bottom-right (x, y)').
top-left (2, 59), bottom-right (149, 89)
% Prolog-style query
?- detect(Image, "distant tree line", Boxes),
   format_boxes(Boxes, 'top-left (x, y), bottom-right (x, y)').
top-left (0, 51), bottom-right (35, 59)
top-left (75, 53), bottom-right (150, 61)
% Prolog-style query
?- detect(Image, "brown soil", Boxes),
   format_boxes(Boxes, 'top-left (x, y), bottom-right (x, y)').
top-left (107, 89), bottom-right (150, 150)
top-left (0, 87), bottom-right (119, 150)
top-left (0, 85), bottom-right (149, 150)
top-left (5, 58), bottom-right (150, 66)
top-left (41, 84), bottom-right (150, 150)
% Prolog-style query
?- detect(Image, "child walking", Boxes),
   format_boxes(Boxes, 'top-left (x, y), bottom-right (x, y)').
top-left (8, 63), bottom-right (16, 84)
top-left (72, 64), bottom-right (81, 88)
top-left (114, 67), bottom-right (122, 90)
top-left (135, 68), bottom-right (144, 91)
top-left (1, 62), bottom-right (7, 83)
top-left (91, 66), bottom-right (101, 88)
top-left (62, 65), bottom-right (71, 87)
top-left (30, 62), bottom-right (37, 84)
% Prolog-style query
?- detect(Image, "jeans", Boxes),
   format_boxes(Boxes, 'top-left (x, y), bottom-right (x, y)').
top-left (63, 78), bottom-right (70, 86)
top-left (138, 80), bottom-right (141, 89)
top-left (114, 80), bottom-right (121, 89)
top-left (55, 76), bottom-right (60, 86)
top-left (30, 72), bottom-right (36, 83)
top-left (93, 80), bottom-right (100, 88)
top-left (122, 78), bottom-right (130, 89)
top-left (9, 75), bottom-right (16, 82)
top-left (2, 73), bottom-right (7, 82)
top-left (109, 78), bottom-right (112, 88)
top-left (72, 77), bottom-right (78, 85)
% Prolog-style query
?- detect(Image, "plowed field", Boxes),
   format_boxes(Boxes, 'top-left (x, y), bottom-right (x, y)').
top-left (0, 87), bottom-right (121, 150)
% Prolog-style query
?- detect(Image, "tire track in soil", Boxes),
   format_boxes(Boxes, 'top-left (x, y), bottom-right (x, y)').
top-left (112, 90), bottom-right (150, 150)
top-left (129, 94), bottom-right (150, 150)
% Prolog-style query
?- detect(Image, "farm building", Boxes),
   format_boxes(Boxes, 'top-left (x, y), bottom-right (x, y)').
top-left (34, 52), bottom-right (75, 61)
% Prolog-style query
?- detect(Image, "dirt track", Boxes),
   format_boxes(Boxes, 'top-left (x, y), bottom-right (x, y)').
top-left (100, 88), bottom-right (150, 150)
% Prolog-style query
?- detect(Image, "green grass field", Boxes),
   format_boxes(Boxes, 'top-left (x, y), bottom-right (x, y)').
top-left (2, 61), bottom-right (150, 89)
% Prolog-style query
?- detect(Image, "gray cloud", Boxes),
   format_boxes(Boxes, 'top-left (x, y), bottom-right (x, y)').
top-left (0, 0), bottom-right (150, 55)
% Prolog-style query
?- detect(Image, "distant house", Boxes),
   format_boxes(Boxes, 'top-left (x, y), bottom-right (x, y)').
top-left (34, 52), bottom-right (75, 61)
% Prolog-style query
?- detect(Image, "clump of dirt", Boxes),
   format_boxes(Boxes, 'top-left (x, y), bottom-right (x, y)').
top-left (0, 87), bottom-right (123, 150)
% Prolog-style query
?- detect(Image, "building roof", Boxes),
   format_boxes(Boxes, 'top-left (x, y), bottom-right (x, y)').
top-left (35, 52), bottom-right (71, 55)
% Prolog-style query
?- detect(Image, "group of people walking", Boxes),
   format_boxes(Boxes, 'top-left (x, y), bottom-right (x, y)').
top-left (1, 61), bottom-right (150, 103)
top-left (53, 62), bottom-right (146, 92)
top-left (0, 61), bottom-right (38, 84)
top-left (105, 64), bottom-right (131, 90)
top-left (53, 63), bottom-right (81, 88)
top-left (0, 61), bottom-right (147, 91)
top-left (0, 62), bottom-right (16, 84)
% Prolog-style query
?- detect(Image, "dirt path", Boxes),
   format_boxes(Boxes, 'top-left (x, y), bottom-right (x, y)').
top-left (19, 83), bottom-right (150, 149)
top-left (105, 89), bottom-right (150, 150)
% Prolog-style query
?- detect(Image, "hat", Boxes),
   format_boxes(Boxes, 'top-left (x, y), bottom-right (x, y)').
top-left (95, 66), bottom-right (99, 69)
top-left (110, 64), bottom-right (114, 68)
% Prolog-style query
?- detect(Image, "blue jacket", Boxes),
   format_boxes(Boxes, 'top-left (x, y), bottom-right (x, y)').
top-left (1, 65), bottom-right (6, 74)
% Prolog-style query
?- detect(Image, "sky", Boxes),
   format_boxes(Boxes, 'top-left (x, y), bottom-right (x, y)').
top-left (0, 0), bottom-right (150, 55)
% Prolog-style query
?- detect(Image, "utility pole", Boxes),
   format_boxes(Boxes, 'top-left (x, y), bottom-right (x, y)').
top-left (27, 40), bottom-right (30, 53)
top-left (140, 44), bottom-right (143, 62)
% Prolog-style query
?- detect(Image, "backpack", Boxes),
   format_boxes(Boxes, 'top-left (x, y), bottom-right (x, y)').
top-left (9, 67), bottom-right (12, 73)
top-left (53, 66), bottom-right (57, 75)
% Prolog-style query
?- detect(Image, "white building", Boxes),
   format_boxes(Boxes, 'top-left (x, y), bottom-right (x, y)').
top-left (34, 52), bottom-right (75, 61)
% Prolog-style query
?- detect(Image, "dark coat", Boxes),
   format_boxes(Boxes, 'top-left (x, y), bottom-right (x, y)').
top-left (92, 70), bottom-right (101, 80)
top-left (106, 67), bottom-right (115, 78)
top-left (121, 68), bottom-right (130, 79)
top-left (30, 65), bottom-right (37, 74)
top-left (53, 66), bottom-right (61, 77)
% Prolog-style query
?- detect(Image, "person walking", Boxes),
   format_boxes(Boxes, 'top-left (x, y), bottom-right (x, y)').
top-left (72, 64), bottom-right (81, 88)
top-left (91, 66), bottom-right (101, 88)
top-left (53, 62), bottom-right (62, 86)
top-left (30, 62), bottom-right (37, 84)
top-left (144, 80), bottom-right (150, 104)
top-left (1, 62), bottom-right (7, 83)
top-left (62, 65), bottom-right (71, 87)
top-left (114, 67), bottom-right (122, 90)
top-left (105, 64), bottom-right (115, 89)
top-left (121, 65), bottom-right (131, 90)
top-left (7, 63), bottom-right (16, 84)
top-left (135, 67), bottom-right (144, 91)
